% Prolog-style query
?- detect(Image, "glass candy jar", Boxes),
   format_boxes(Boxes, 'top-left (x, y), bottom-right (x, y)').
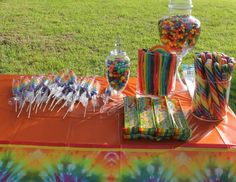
top-left (105, 35), bottom-right (130, 97)
top-left (158, 0), bottom-right (201, 92)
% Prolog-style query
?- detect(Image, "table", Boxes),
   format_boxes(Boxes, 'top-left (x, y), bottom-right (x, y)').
top-left (0, 75), bottom-right (236, 181)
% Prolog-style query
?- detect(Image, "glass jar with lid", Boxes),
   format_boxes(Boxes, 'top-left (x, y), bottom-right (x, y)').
top-left (105, 35), bottom-right (130, 97)
top-left (158, 0), bottom-right (201, 92)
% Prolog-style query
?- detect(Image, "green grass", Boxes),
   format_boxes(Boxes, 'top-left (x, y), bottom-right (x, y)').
top-left (0, 0), bottom-right (236, 112)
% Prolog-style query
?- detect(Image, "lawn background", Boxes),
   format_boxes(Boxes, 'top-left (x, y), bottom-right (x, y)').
top-left (0, 0), bottom-right (236, 111)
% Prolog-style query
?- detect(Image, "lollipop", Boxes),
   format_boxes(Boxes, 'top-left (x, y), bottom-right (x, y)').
top-left (12, 80), bottom-right (21, 112)
top-left (17, 76), bottom-right (31, 118)
top-left (25, 76), bottom-right (41, 118)
top-left (90, 81), bottom-right (101, 112)
top-left (43, 72), bottom-right (64, 112)
top-left (79, 77), bottom-right (96, 118)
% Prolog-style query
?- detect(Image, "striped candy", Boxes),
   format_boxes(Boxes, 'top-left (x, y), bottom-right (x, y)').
top-left (193, 52), bottom-right (235, 121)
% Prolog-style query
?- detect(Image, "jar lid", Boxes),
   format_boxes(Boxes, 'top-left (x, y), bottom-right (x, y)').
top-left (168, 0), bottom-right (193, 10)
top-left (109, 34), bottom-right (127, 56)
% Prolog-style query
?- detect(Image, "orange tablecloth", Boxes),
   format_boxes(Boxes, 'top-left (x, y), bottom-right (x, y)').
top-left (0, 75), bottom-right (236, 149)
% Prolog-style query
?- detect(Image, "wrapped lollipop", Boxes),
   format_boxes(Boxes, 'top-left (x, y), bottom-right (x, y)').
top-left (17, 76), bottom-right (31, 117)
top-left (25, 76), bottom-right (42, 118)
top-left (75, 77), bottom-right (92, 109)
top-left (79, 77), bottom-right (96, 118)
top-left (33, 74), bottom-right (53, 113)
top-left (48, 73), bottom-right (69, 111)
top-left (90, 81), bottom-right (101, 112)
top-left (50, 72), bottom-right (76, 111)
top-left (11, 79), bottom-right (21, 112)
top-left (43, 72), bottom-right (64, 112)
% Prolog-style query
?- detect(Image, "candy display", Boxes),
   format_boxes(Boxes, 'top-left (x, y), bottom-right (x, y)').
top-left (105, 35), bottom-right (130, 95)
top-left (158, 0), bottom-right (201, 92)
top-left (123, 96), bottom-right (192, 141)
top-left (9, 70), bottom-right (101, 119)
top-left (158, 15), bottom-right (201, 54)
top-left (193, 52), bottom-right (235, 121)
top-left (137, 46), bottom-right (177, 96)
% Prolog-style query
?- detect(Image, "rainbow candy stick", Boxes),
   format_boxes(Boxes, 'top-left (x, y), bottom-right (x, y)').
top-left (158, 52), bottom-right (163, 95)
top-left (137, 49), bottom-right (144, 93)
top-left (195, 57), bottom-right (210, 117)
top-left (204, 59), bottom-right (221, 119)
top-left (153, 52), bottom-right (159, 95)
top-left (213, 62), bottom-right (226, 116)
top-left (143, 53), bottom-right (147, 95)
top-left (167, 54), bottom-right (176, 94)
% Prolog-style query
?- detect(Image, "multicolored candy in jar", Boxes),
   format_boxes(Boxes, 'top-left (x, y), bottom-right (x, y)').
top-left (158, 15), bottom-right (201, 54)
top-left (105, 35), bottom-right (130, 96)
top-left (158, 0), bottom-right (201, 92)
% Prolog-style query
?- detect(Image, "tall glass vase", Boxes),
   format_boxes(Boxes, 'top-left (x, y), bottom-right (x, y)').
top-left (158, 0), bottom-right (201, 92)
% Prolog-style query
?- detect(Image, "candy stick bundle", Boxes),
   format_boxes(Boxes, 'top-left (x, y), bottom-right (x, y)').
top-left (123, 96), bottom-right (140, 139)
top-left (166, 99), bottom-right (192, 141)
top-left (137, 97), bottom-right (156, 140)
top-left (137, 46), bottom-right (177, 96)
top-left (123, 96), bottom-right (191, 141)
top-left (193, 52), bottom-right (235, 121)
top-left (152, 98), bottom-right (174, 141)
top-left (10, 70), bottom-right (101, 119)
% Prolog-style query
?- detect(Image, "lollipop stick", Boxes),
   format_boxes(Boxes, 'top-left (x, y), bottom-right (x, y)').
top-left (17, 101), bottom-right (25, 118)
top-left (28, 104), bottom-right (32, 118)
top-left (51, 97), bottom-right (63, 111)
top-left (83, 106), bottom-right (87, 118)
top-left (63, 109), bottom-right (70, 119)
top-left (33, 101), bottom-right (37, 111)
top-left (57, 100), bottom-right (67, 113)
top-left (26, 103), bottom-right (30, 112)
top-left (75, 101), bottom-right (81, 109)
top-left (43, 99), bottom-right (50, 112)
top-left (48, 97), bottom-right (57, 110)
top-left (35, 103), bottom-right (40, 114)
top-left (43, 94), bottom-right (53, 112)
top-left (39, 92), bottom-right (48, 110)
